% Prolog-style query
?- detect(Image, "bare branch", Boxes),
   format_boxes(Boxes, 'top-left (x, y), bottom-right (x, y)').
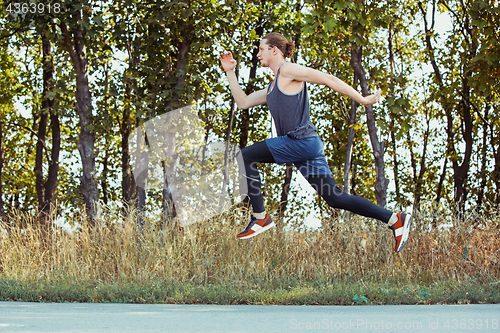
top-left (8, 122), bottom-right (51, 164)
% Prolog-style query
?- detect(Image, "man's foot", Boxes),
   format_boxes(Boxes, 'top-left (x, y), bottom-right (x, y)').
top-left (237, 214), bottom-right (275, 239)
top-left (389, 213), bottom-right (412, 253)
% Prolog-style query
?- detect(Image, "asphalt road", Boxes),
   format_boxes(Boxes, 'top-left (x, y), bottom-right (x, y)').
top-left (0, 302), bottom-right (499, 332)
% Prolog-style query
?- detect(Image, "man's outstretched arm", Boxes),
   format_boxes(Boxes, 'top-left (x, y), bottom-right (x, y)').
top-left (280, 63), bottom-right (381, 107)
top-left (220, 52), bottom-right (267, 110)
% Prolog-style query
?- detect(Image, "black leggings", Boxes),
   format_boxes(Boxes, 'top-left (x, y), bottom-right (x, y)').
top-left (238, 141), bottom-right (276, 214)
top-left (307, 175), bottom-right (392, 222)
top-left (239, 141), bottom-right (392, 223)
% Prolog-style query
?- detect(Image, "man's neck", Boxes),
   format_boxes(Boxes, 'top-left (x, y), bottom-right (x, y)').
top-left (270, 59), bottom-right (287, 77)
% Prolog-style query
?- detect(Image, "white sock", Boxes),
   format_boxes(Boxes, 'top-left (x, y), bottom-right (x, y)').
top-left (388, 213), bottom-right (398, 227)
top-left (253, 211), bottom-right (266, 220)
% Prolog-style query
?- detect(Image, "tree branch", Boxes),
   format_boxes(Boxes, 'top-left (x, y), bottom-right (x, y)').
top-left (9, 122), bottom-right (51, 164)
top-left (439, 0), bottom-right (472, 48)
top-left (0, 27), bottom-right (28, 42)
top-left (59, 21), bottom-right (80, 73)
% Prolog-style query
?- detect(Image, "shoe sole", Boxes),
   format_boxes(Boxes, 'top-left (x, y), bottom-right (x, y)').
top-left (396, 214), bottom-right (412, 253)
top-left (237, 222), bottom-right (275, 240)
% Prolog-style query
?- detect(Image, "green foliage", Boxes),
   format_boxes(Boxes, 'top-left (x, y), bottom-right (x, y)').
top-left (352, 294), bottom-right (368, 304)
top-left (3, 278), bottom-right (498, 304)
top-left (0, 0), bottom-right (498, 221)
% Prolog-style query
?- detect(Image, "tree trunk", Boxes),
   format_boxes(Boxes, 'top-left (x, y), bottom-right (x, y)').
top-left (452, 81), bottom-right (474, 212)
top-left (342, 76), bottom-right (358, 223)
top-left (407, 131), bottom-right (417, 184)
top-left (476, 104), bottom-right (490, 213)
top-left (390, 124), bottom-right (401, 204)
top-left (0, 120), bottom-right (5, 221)
top-left (121, 42), bottom-right (137, 208)
top-left (343, 75), bottom-right (358, 193)
top-left (278, 163), bottom-right (293, 223)
top-left (60, 16), bottom-right (99, 225)
top-left (158, 20), bottom-right (192, 223)
top-left (350, 46), bottom-right (388, 207)
top-left (135, 120), bottom-right (148, 227)
top-left (120, 104), bottom-right (135, 205)
top-left (350, 44), bottom-right (388, 263)
top-left (414, 115), bottom-right (431, 212)
top-left (493, 141), bottom-right (500, 207)
top-left (387, 29), bottom-right (401, 206)
top-left (100, 65), bottom-right (110, 206)
top-left (223, 62), bottom-right (238, 192)
top-left (173, 40), bottom-right (190, 109)
top-left (239, 24), bottom-right (263, 149)
top-left (433, 155), bottom-right (448, 228)
top-left (490, 108), bottom-right (500, 206)
top-left (101, 147), bottom-right (109, 206)
top-left (161, 159), bottom-right (176, 224)
top-left (35, 33), bottom-right (60, 228)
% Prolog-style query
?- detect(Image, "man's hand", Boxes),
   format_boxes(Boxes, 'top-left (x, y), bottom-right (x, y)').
top-left (219, 51), bottom-right (237, 72)
top-left (361, 89), bottom-right (382, 107)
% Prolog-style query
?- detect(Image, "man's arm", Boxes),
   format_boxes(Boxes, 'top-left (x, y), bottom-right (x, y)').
top-left (280, 63), bottom-right (381, 107)
top-left (220, 52), bottom-right (267, 110)
top-left (225, 70), bottom-right (267, 109)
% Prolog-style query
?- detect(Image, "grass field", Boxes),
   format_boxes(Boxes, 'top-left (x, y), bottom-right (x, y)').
top-left (0, 206), bottom-right (499, 304)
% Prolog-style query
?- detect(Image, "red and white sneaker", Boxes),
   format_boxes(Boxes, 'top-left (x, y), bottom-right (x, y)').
top-left (237, 214), bottom-right (275, 240)
top-left (389, 213), bottom-right (412, 253)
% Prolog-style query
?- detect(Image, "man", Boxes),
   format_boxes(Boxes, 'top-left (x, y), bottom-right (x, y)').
top-left (220, 32), bottom-right (411, 252)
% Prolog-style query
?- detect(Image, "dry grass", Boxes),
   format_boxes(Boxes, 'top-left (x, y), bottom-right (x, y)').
top-left (0, 206), bottom-right (499, 304)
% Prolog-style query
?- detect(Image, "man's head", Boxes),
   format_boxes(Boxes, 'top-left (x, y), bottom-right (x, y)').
top-left (257, 32), bottom-right (295, 67)
top-left (262, 33), bottom-right (295, 58)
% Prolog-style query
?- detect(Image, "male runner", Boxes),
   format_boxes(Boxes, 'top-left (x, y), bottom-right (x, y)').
top-left (219, 32), bottom-right (411, 252)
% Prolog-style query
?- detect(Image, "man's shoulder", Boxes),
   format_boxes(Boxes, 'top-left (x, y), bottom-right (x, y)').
top-left (280, 61), bottom-right (329, 86)
top-left (281, 62), bottom-right (304, 72)
top-left (280, 62), bottom-right (308, 78)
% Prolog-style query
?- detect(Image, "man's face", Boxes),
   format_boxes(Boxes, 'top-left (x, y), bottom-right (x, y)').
top-left (257, 39), bottom-right (274, 67)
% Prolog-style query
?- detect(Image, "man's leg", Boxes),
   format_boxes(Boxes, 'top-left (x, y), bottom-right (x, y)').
top-left (307, 174), bottom-right (412, 252)
top-left (236, 141), bottom-right (276, 239)
top-left (307, 174), bottom-right (393, 222)
top-left (238, 141), bottom-right (276, 214)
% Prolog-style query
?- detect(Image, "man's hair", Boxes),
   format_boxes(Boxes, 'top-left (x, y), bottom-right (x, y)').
top-left (263, 32), bottom-right (295, 59)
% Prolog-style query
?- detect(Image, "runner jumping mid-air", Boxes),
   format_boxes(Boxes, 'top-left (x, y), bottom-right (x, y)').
top-left (219, 32), bottom-right (411, 252)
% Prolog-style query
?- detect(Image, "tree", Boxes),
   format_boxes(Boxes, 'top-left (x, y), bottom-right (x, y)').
top-left (34, 30), bottom-right (60, 228)
top-left (419, 0), bottom-right (482, 214)
top-left (0, 37), bottom-right (22, 220)
top-left (468, 0), bottom-right (500, 209)
top-left (58, 2), bottom-right (100, 224)
top-left (301, 0), bottom-right (391, 206)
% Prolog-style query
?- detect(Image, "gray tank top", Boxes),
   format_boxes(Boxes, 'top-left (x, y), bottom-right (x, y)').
top-left (266, 65), bottom-right (318, 139)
